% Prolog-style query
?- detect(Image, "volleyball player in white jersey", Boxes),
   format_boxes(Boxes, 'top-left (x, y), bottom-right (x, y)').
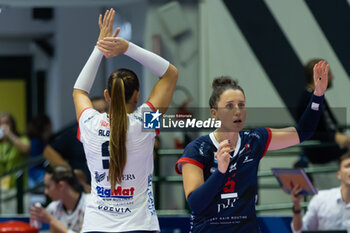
top-left (72, 9), bottom-right (178, 233)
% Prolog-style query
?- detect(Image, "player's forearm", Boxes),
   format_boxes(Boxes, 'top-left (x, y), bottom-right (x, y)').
top-left (8, 134), bottom-right (30, 154)
top-left (292, 203), bottom-right (303, 233)
top-left (187, 169), bottom-right (226, 214)
top-left (292, 214), bottom-right (303, 233)
top-left (73, 46), bottom-right (103, 93)
top-left (295, 94), bottom-right (324, 143)
top-left (124, 42), bottom-right (169, 78)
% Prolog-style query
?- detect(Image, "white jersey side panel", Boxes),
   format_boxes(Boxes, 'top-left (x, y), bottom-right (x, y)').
top-left (78, 103), bottom-right (159, 232)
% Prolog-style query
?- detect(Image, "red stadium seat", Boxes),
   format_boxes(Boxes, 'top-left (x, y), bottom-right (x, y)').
top-left (0, 221), bottom-right (38, 233)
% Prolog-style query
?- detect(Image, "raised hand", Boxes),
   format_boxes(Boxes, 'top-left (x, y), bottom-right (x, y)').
top-left (216, 140), bottom-right (232, 174)
top-left (97, 8), bottom-right (120, 42)
top-left (291, 185), bottom-right (304, 209)
top-left (97, 37), bottom-right (129, 59)
top-left (313, 60), bottom-right (329, 96)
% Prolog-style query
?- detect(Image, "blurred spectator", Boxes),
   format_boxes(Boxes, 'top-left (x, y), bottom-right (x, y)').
top-left (296, 58), bottom-right (350, 165)
top-left (27, 114), bottom-right (53, 189)
top-left (0, 112), bottom-right (30, 189)
top-left (290, 152), bottom-right (350, 232)
top-left (43, 97), bottom-right (108, 184)
top-left (30, 165), bottom-right (87, 233)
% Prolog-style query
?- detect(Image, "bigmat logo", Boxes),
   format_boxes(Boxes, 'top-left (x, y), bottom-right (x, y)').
top-left (96, 186), bottom-right (135, 198)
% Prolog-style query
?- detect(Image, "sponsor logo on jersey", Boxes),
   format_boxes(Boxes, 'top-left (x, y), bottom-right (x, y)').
top-left (239, 143), bottom-right (251, 156)
top-left (228, 162), bottom-right (237, 172)
top-left (217, 194), bottom-right (239, 213)
top-left (100, 120), bottom-right (110, 127)
top-left (143, 110), bottom-right (161, 129)
top-left (98, 205), bottom-right (131, 214)
top-left (218, 173), bottom-right (239, 213)
top-left (106, 174), bottom-right (136, 182)
top-left (199, 142), bottom-right (205, 156)
top-left (132, 115), bottom-right (143, 122)
top-left (96, 186), bottom-right (135, 199)
top-left (94, 171), bottom-right (106, 183)
top-left (250, 132), bottom-right (261, 139)
top-left (223, 174), bottom-right (236, 193)
top-left (122, 174), bottom-right (136, 181)
top-left (84, 115), bottom-right (95, 123)
top-left (147, 175), bottom-right (156, 216)
top-left (243, 155), bottom-right (253, 164)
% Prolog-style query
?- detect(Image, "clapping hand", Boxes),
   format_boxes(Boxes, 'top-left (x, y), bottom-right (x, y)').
top-left (97, 8), bottom-right (120, 42)
top-left (97, 37), bottom-right (129, 58)
top-left (97, 8), bottom-right (122, 58)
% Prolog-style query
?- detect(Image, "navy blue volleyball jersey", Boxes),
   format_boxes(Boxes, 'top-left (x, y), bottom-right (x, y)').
top-left (175, 128), bottom-right (272, 233)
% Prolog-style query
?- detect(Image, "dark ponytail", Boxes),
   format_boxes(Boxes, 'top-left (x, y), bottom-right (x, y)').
top-left (209, 76), bottom-right (245, 109)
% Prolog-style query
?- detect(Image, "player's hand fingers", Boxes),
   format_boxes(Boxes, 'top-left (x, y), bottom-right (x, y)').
top-left (218, 140), bottom-right (232, 153)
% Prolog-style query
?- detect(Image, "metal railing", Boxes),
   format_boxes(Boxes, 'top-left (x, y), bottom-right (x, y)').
top-left (0, 140), bottom-right (342, 214)
top-left (0, 156), bottom-right (45, 214)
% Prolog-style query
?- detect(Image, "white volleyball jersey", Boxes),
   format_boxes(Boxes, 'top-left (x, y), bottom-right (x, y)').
top-left (78, 102), bottom-right (159, 232)
top-left (46, 193), bottom-right (88, 233)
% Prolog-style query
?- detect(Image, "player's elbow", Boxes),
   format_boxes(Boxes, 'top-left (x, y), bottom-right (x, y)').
top-left (295, 125), bottom-right (314, 143)
top-left (72, 89), bottom-right (80, 98)
top-left (186, 192), bottom-right (206, 214)
top-left (166, 64), bottom-right (178, 82)
top-left (72, 89), bottom-right (78, 99)
top-left (171, 64), bottom-right (178, 79)
top-left (73, 89), bottom-right (89, 100)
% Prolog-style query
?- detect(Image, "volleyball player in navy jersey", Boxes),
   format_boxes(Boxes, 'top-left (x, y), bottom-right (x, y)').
top-left (175, 61), bottom-right (329, 233)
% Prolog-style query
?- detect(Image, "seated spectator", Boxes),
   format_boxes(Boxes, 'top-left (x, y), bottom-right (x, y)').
top-left (27, 114), bottom-right (53, 189)
top-left (43, 97), bottom-right (108, 184)
top-left (291, 152), bottom-right (350, 232)
top-left (0, 112), bottom-right (30, 189)
top-left (30, 165), bottom-right (88, 233)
